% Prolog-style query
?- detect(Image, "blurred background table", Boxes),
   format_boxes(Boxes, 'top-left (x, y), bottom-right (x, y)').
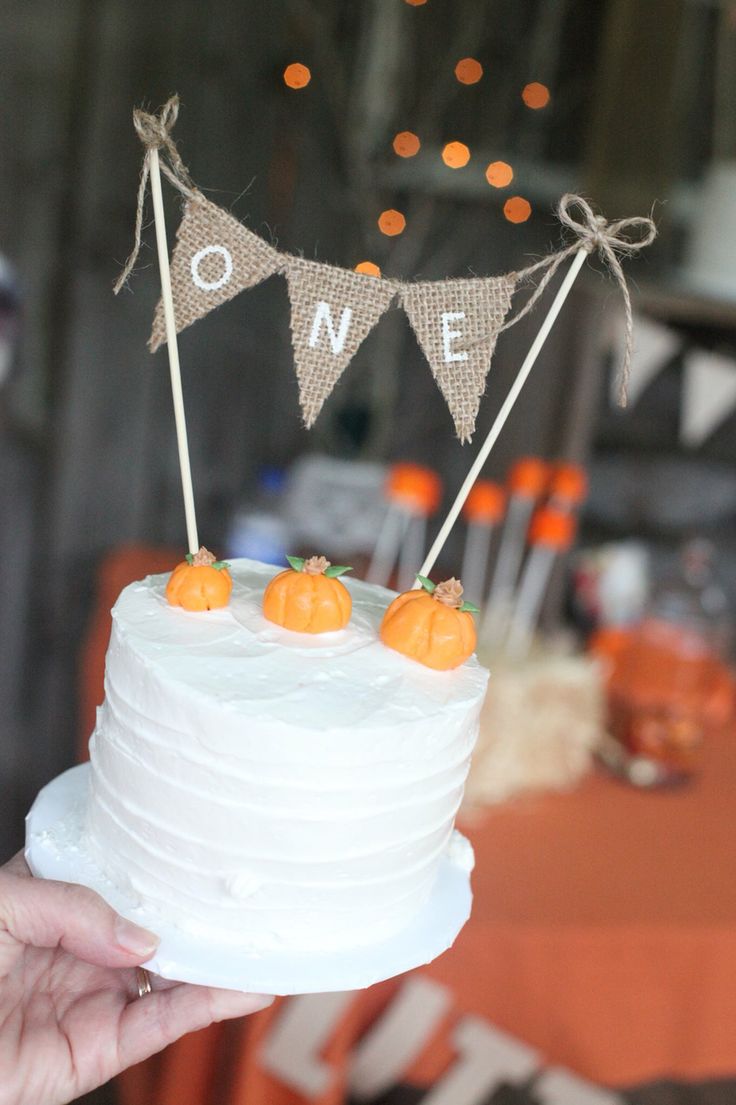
top-left (440, 728), bottom-right (736, 1086)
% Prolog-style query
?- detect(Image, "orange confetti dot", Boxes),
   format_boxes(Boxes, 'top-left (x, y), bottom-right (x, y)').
top-left (355, 261), bottom-right (381, 277)
top-left (521, 82), bottom-right (550, 109)
top-left (442, 141), bottom-right (471, 169)
top-left (378, 209), bottom-right (406, 237)
top-left (485, 160), bottom-right (513, 188)
top-left (503, 196), bottom-right (532, 224)
top-left (283, 63), bottom-right (311, 89)
top-left (455, 57), bottom-right (483, 85)
top-left (392, 131), bottom-right (421, 158)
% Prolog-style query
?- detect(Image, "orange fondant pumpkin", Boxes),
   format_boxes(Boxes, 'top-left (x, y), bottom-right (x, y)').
top-left (380, 576), bottom-right (478, 670)
top-left (263, 555), bottom-right (352, 633)
top-left (165, 546), bottom-right (233, 611)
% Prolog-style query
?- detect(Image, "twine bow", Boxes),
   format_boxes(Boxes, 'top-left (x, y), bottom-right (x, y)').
top-left (113, 95), bottom-right (197, 294)
top-left (504, 193), bottom-right (657, 405)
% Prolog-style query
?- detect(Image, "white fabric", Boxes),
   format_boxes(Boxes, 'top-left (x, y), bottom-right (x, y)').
top-left (608, 311), bottom-right (681, 406)
top-left (681, 348), bottom-right (736, 446)
top-left (350, 977), bottom-right (452, 1100)
top-left (260, 992), bottom-right (356, 1095)
top-left (422, 1017), bottom-right (540, 1105)
top-left (535, 1068), bottom-right (622, 1104)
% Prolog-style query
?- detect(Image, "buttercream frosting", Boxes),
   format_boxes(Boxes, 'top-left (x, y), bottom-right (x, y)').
top-left (84, 559), bottom-right (488, 953)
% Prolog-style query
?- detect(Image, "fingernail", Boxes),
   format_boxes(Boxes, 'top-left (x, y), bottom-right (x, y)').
top-left (211, 991), bottom-right (275, 1019)
top-left (250, 994), bottom-right (276, 1011)
top-left (114, 915), bottom-right (160, 957)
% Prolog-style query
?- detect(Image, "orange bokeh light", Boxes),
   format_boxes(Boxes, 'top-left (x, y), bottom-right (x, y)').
top-left (442, 141), bottom-right (471, 169)
top-left (485, 160), bottom-right (514, 188)
top-left (503, 196), bottom-right (532, 224)
top-left (522, 82), bottom-right (550, 109)
top-left (455, 57), bottom-right (483, 85)
top-left (393, 131), bottom-right (421, 158)
top-left (283, 63), bottom-right (311, 89)
top-left (378, 209), bottom-right (406, 237)
top-left (355, 261), bottom-right (382, 278)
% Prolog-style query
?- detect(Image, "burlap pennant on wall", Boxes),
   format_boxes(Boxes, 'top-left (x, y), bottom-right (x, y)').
top-left (400, 275), bottom-right (518, 441)
top-left (149, 195), bottom-right (283, 352)
top-left (285, 258), bottom-right (398, 427)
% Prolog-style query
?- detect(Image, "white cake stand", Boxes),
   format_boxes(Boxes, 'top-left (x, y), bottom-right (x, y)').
top-left (25, 764), bottom-right (473, 995)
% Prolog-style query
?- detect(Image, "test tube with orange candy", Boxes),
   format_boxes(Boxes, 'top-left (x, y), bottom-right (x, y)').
top-left (505, 506), bottom-right (577, 659)
top-left (366, 463), bottom-right (442, 590)
top-left (460, 480), bottom-right (505, 608)
top-left (548, 461), bottom-right (587, 511)
top-left (481, 457), bottom-right (548, 646)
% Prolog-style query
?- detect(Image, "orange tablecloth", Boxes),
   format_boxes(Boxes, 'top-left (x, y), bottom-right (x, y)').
top-left (432, 730), bottom-right (736, 1084)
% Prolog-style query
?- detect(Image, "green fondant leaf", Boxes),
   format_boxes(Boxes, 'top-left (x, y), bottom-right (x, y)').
top-left (185, 553), bottom-right (194, 565)
top-left (459, 600), bottom-right (480, 614)
top-left (286, 555), bottom-right (306, 572)
top-left (324, 565), bottom-right (353, 578)
top-left (212, 560), bottom-right (230, 571)
top-left (416, 574), bottom-right (436, 593)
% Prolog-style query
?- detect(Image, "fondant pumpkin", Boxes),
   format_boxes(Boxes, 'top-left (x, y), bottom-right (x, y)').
top-left (166, 547), bottom-right (232, 611)
top-left (380, 576), bottom-right (478, 670)
top-left (263, 555), bottom-right (352, 633)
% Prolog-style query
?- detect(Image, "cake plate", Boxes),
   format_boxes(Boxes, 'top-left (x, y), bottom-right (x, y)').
top-left (25, 764), bottom-right (473, 995)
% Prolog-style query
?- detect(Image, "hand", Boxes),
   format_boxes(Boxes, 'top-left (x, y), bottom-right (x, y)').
top-left (0, 853), bottom-right (273, 1105)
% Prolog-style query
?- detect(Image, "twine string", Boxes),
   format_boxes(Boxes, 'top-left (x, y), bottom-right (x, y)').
top-left (113, 95), bottom-right (198, 294)
top-left (500, 193), bottom-right (657, 405)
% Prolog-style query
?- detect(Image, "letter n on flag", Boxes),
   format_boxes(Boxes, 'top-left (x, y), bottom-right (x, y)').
top-left (285, 258), bottom-right (397, 427)
top-left (401, 275), bottom-right (518, 441)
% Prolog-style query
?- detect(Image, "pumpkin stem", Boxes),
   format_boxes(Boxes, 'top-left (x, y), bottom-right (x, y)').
top-left (190, 546), bottom-right (218, 567)
top-left (432, 578), bottom-right (465, 608)
top-left (303, 555), bottom-right (331, 576)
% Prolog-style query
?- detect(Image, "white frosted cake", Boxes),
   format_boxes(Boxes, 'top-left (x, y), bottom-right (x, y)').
top-left (83, 558), bottom-right (488, 955)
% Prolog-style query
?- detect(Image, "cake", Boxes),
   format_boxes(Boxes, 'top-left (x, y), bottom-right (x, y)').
top-left (83, 558), bottom-right (488, 955)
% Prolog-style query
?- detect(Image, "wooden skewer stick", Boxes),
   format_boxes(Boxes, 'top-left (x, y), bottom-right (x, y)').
top-left (414, 248), bottom-right (587, 586)
top-left (149, 147), bottom-right (199, 556)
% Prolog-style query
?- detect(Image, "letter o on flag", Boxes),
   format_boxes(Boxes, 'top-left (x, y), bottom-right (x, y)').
top-left (190, 244), bottom-right (234, 291)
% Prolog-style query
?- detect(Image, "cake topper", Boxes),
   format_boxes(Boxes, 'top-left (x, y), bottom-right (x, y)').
top-left (380, 575), bottom-right (479, 671)
top-left (262, 555), bottom-right (353, 633)
top-left (114, 96), bottom-right (656, 586)
top-left (165, 547), bottom-right (232, 611)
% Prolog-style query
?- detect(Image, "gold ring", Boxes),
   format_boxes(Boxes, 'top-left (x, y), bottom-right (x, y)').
top-left (136, 966), bottom-right (153, 998)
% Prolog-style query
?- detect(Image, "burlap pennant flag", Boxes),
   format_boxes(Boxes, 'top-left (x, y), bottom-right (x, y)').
top-left (401, 275), bottom-right (518, 441)
top-left (150, 195), bottom-right (283, 351)
top-left (285, 258), bottom-right (398, 427)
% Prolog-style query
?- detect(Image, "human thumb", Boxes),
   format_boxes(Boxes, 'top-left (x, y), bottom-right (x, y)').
top-left (0, 867), bottom-right (159, 967)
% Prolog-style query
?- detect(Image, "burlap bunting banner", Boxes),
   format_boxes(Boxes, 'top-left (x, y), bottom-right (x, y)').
top-left (147, 196), bottom-right (517, 438)
top-left (285, 258), bottom-right (398, 428)
top-left (149, 195), bottom-right (283, 352)
top-left (117, 98), bottom-right (658, 443)
top-left (401, 276), bottom-right (518, 441)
